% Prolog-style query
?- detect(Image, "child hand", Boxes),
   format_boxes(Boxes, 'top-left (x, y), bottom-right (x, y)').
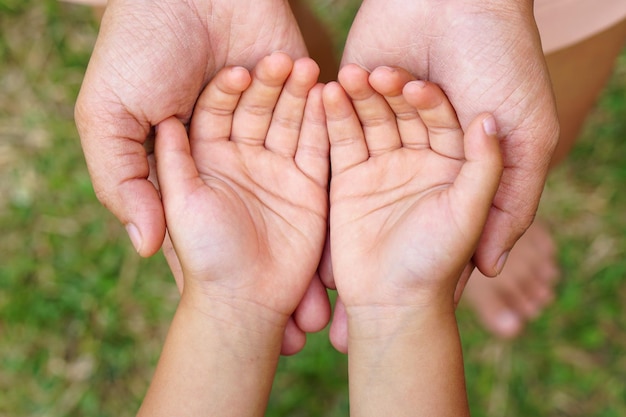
top-left (155, 53), bottom-right (329, 329)
top-left (325, 65), bottom-right (503, 313)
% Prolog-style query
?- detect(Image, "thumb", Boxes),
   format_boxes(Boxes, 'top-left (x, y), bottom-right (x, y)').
top-left (154, 117), bottom-right (202, 214)
top-left (451, 113), bottom-right (503, 239)
top-left (75, 106), bottom-right (166, 257)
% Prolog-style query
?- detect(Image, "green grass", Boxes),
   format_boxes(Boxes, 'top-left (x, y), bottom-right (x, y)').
top-left (0, 1), bottom-right (625, 416)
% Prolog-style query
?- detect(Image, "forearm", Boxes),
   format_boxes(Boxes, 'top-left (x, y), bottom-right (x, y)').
top-left (137, 292), bottom-right (285, 417)
top-left (347, 305), bottom-right (469, 417)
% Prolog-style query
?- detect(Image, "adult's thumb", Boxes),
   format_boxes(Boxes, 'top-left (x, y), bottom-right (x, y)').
top-left (75, 96), bottom-right (166, 257)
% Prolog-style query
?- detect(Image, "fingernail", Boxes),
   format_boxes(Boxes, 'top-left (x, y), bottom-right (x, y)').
top-left (482, 115), bottom-right (497, 136)
top-left (125, 223), bottom-right (143, 254)
top-left (496, 251), bottom-right (509, 275)
top-left (410, 80), bottom-right (427, 89)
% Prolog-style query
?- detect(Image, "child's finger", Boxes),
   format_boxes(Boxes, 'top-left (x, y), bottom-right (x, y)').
top-left (189, 66), bottom-right (251, 144)
top-left (266, 57), bottom-right (320, 157)
top-left (338, 64), bottom-right (402, 155)
top-left (295, 84), bottom-right (330, 187)
top-left (293, 273), bottom-right (332, 333)
top-left (328, 296), bottom-right (348, 354)
top-left (155, 117), bottom-right (203, 203)
top-left (451, 113), bottom-right (503, 234)
top-left (368, 66), bottom-right (429, 148)
top-left (323, 82), bottom-right (370, 176)
top-left (281, 317), bottom-right (307, 356)
top-left (231, 52), bottom-right (294, 146)
top-left (403, 80), bottom-right (465, 160)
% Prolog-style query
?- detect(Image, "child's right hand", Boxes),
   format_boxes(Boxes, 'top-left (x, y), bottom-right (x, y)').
top-left (325, 65), bottom-right (503, 315)
top-left (154, 53), bottom-right (329, 332)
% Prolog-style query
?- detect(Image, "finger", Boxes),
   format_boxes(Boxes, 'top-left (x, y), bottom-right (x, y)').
top-left (323, 82), bottom-right (369, 176)
top-left (280, 317), bottom-right (307, 356)
top-left (454, 262), bottom-right (474, 308)
top-left (293, 274), bottom-right (332, 333)
top-left (231, 52), bottom-right (294, 146)
top-left (295, 84), bottom-right (330, 187)
top-left (266, 57), bottom-right (320, 156)
top-left (76, 114), bottom-right (166, 257)
top-left (189, 66), bottom-right (251, 144)
top-left (403, 80), bottom-right (465, 160)
top-left (473, 119), bottom-right (554, 277)
top-left (147, 154), bottom-right (185, 294)
top-left (319, 231), bottom-right (335, 289)
top-left (162, 232), bottom-right (185, 294)
top-left (474, 185), bottom-right (539, 278)
top-left (328, 295), bottom-right (348, 354)
top-left (154, 117), bottom-right (203, 210)
top-left (338, 64), bottom-right (401, 155)
top-left (450, 113), bottom-right (503, 243)
top-left (368, 66), bottom-right (428, 149)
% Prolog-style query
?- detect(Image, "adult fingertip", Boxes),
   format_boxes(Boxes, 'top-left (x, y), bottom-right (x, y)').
top-left (482, 114), bottom-right (498, 137)
top-left (496, 251), bottom-right (510, 275)
top-left (125, 222), bottom-right (143, 254)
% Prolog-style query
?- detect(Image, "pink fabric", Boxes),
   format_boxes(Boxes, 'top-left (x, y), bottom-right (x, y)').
top-left (535, 0), bottom-right (626, 53)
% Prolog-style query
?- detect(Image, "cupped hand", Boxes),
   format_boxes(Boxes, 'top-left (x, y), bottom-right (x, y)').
top-left (341, 0), bottom-right (559, 277)
top-left (325, 65), bottom-right (502, 312)
top-left (155, 54), bottom-right (330, 329)
top-left (75, 0), bottom-right (335, 353)
top-left (75, 0), bottom-right (308, 256)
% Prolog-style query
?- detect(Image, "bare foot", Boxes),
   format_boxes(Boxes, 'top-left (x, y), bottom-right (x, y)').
top-left (462, 221), bottom-right (560, 338)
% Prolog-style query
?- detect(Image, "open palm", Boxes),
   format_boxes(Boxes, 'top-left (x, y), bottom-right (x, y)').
top-left (156, 55), bottom-right (329, 318)
top-left (326, 66), bottom-right (503, 309)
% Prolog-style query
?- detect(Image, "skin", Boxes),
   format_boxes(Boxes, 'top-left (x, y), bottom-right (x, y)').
top-left (139, 53), bottom-right (329, 415)
top-left (324, 65), bottom-right (503, 415)
top-left (75, 0), bottom-right (309, 258)
top-left (340, 0), bottom-right (559, 276)
top-left (463, 18), bottom-right (626, 338)
top-left (75, 0), bottom-right (333, 353)
top-left (316, 0), bottom-right (559, 349)
top-left (141, 54), bottom-right (502, 415)
top-left (75, 0), bottom-right (559, 352)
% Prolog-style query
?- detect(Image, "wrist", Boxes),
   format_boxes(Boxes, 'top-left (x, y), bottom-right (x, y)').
top-left (179, 287), bottom-right (289, 343)
top-left (139, 284), bottom-right (284, 416)
top-left (346, 303), bottom-right (456, 344)
top-left (346, 303), bottom-right (469, 417)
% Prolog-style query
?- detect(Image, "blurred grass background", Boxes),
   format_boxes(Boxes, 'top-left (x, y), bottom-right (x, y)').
top-left (0, 0), bottom-right (624, 415)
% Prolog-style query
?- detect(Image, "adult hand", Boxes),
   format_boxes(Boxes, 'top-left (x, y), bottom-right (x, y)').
top-left (341, 0), bottom-right (559, 277)
top-left (76, 0), bottom-right (333, 354)
top-left (75, 0), bottom-right (308, 256)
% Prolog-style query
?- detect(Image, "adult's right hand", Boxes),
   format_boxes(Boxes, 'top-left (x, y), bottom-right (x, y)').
top-left (75, 0), bottom-right (309, 256)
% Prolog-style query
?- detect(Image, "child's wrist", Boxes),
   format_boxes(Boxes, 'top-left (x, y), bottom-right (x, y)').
top-left (346, 302), bottom-right (456, 343)
top-left (179, 287), bottom-right (290, 340)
